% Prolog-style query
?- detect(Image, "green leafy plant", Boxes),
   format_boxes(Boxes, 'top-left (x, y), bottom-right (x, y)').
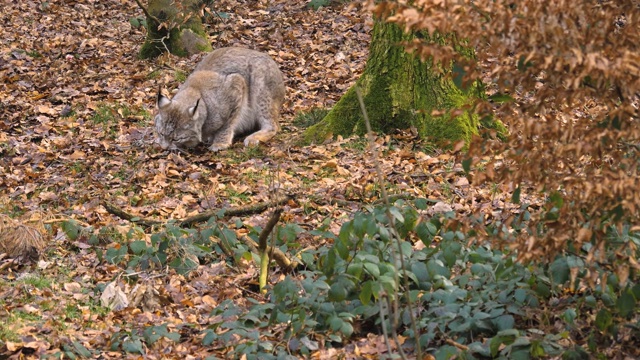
top-left (143, 324), bottom-right (181, 345)
top-left (83, 214), bottom-right (254, 277)
top-left (306, 0), bottom-right (332, 11)
top-left (200, 199), bottom-right (582, 358)
top-left (198, 197), bottom-right (640, 358)
top-left (293, 107), bottom-right (330, 128)
top-left (129, 16), bottom-right (147, 29)
top-left (62, 195), bottom-right (637, 358)
top-left (110, 330), bottom-right (145, 354)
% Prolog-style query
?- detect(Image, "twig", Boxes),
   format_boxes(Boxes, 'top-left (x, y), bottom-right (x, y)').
top-left (356, 87), bottom-right (419, 360)
top-left (239, 235), bottom-right (298, 272)
top-left (258, 209), bottom-right (282, 252)
top-left (445, 338), bottom-right (469, 351)
top-left (133, 0), bottom-right (160, 24)
top-left (42, 218), bottom-right (91, 227)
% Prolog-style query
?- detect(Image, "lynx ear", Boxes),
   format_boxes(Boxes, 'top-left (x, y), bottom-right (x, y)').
top-left (157, 88), bottom-right (171, 109)
top-left (188, 99), bottom-right (200, 118)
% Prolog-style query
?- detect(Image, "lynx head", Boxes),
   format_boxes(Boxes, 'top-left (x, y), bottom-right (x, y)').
top-left (154, 88), bottom-right (206, 150)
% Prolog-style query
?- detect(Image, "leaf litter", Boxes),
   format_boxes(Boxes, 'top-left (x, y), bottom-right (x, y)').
top-left (0, 0), bottom-right (538, 358)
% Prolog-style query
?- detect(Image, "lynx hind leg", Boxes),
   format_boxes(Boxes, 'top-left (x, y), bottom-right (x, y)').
top-left (244, 99), bottom-right (281, 147)
top-left (243, 128), bottom-right (278, 147)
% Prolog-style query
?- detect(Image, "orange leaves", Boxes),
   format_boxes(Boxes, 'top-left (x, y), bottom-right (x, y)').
top-left (388, 8), bottom-right (422, 33)
top-left (380, 0), bottom-right (640, 267)
top-left (380, 0), bottom-right (640, 108)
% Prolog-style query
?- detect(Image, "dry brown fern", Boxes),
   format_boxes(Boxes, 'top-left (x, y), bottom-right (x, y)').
top-left (0, 214), bottom-right (46, 263)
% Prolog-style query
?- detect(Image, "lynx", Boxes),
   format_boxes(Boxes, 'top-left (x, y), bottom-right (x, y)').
top-left (155, 47), bottom-right (285, 152)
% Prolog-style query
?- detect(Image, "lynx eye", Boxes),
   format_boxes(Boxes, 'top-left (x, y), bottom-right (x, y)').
top-left (159, 123), bottom-right (177, 137)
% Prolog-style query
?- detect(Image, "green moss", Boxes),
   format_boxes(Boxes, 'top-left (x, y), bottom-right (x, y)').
top-left (174, 70), bottom-right (187, 82)
top-left (168, 28), bottom-right (189, 57)
top-left (360, 70), bottom-right (409, 134)
top-left (138, 0), bottom-right (210, 59)
top-left (196, 42), bottom-right (213, 53)
top-left (416, 85), bottom-right (481, 147)
top-left (302, 86), bottom-right (359, 144)
top-left (479, 114), bottom-right (509, 141)
top-left (421, 111), bottom-right (478, 148)
top-left (302, 21), bottom-right (483, 148)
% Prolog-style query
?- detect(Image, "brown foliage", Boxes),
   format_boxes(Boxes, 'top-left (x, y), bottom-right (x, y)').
top-left (377, 1), bottom-right (640, 271)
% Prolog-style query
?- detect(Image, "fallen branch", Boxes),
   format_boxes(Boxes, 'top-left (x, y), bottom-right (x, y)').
top-left (179, 194), bottom-right (292, 227)
top-left (102, 201), bottom-right (162, 227)
top-left (445, 338), bottom-right (469, 351)
top-left (103, 197), bottom-right (299, 272)
top-left (102, 194), bottom-right (293, 228)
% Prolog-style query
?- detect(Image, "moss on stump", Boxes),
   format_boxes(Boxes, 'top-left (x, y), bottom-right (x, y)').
top-left (139, 0), bottom-right (212, 59)
top-left (302, 21), bottom-right (501, 148)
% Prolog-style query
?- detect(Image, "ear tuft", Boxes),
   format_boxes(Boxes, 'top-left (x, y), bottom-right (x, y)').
top-left (188, 99), bottom-right (200, 117)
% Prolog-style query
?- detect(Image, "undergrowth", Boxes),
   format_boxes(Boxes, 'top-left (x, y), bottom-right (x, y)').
top-left (292, 107), bottom-right (330, 128)
top-left (59, 199), bottom-right (640, 359)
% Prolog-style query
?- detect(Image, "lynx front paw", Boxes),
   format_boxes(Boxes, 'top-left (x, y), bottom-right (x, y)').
top-left (208, 143), bottom-right (231, 152)
top-left (243, 136), bottom-right (260, 147)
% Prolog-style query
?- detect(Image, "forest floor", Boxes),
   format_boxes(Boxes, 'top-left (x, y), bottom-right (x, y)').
top-left (0, 0), bottom-right (608, 359)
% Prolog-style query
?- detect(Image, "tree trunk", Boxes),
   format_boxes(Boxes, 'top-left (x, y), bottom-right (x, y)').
top-left (302, 20), bottom-right (486, 147)
top-left (139, 0), bottom-right (212, 59)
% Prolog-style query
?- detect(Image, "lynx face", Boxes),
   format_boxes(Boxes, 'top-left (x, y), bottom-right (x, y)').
top-left (155, 95), bottom-right (204, 150)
